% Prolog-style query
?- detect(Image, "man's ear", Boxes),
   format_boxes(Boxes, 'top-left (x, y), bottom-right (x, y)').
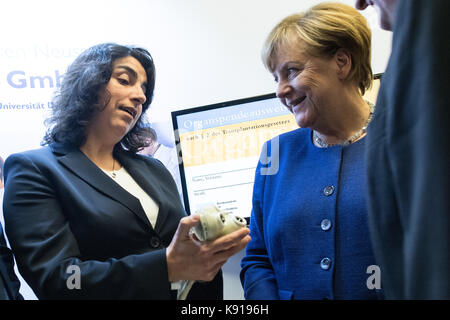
top-left (334, 48), bottom-right (352, 80)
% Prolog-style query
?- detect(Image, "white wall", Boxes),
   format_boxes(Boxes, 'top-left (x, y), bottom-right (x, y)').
top-left (0, 0), bottom-right (392, 300)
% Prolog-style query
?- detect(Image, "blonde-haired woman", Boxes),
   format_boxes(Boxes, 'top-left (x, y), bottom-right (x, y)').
top-left (240, 3), bottom-right (383, 299)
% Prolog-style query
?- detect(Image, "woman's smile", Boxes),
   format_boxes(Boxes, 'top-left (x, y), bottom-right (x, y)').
top-left (289, 95), bottom-right (307, 112)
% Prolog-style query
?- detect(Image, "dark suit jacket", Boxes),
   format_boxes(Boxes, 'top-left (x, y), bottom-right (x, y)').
top-left (365, 0), bottom-right (450, 299)
top-left (0, 223), bottom-right (22, 300)
top-left (3, 143), bottom-right (221, 299)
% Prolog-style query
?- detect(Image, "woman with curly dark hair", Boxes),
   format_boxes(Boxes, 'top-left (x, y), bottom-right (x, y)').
top-left (42, 43), bottom-right (155, 153)
top-left (2, 43), bottom-right (250, 299)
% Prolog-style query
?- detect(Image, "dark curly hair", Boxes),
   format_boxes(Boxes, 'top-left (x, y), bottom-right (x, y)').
top-left (42, 43), bottom-right (156, 153)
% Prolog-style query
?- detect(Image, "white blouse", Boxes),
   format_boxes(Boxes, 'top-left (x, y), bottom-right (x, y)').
top-left (102, 166), bottom-right (159, 228)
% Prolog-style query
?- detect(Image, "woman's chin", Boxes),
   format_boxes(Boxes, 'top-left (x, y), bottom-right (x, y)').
top-left (111, 123), bottom-right (133, 141)
top-left (295, 114), bottom-right (313, 129)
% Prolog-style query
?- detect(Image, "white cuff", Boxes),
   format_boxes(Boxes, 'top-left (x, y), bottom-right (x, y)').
top-left (171, 280), bottom-right (183, 290)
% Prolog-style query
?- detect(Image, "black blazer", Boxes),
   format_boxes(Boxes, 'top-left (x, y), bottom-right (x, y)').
top-left (365, 0), bottom-right (450, 299)
top-left (3, 143), bottom-right (221, 299)
top-left (0, 223), bottom-right (22, 300)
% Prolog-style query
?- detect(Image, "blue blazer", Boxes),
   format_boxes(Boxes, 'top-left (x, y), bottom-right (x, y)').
top-left (3, 143), bottom-right (221, 299)
top-left (241, 128), bottom-right (381, 300)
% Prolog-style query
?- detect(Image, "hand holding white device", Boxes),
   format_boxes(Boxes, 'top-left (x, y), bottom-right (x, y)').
top-left (177, 205), bottom-right (247, 300)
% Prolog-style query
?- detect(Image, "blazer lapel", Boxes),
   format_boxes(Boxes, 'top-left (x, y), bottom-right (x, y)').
top-left (52, 144), bottom-right (153, 231)
top-left (117, 152), bottom-right (171, 234)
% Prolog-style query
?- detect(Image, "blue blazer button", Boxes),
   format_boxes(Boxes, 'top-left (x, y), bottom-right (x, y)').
top-left (320, 257), bottom-right (332, 270)
top-left (323, 186), bottom-right (335, 196)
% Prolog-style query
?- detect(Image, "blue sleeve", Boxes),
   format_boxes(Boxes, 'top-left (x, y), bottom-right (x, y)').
top-left (240, 143), bottom-right (279, 300)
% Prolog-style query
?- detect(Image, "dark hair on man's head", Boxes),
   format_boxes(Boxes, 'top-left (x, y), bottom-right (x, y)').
top-left (42, 43), bottom-right (156, 153)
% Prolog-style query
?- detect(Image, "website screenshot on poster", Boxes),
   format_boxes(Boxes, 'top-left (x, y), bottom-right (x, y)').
top-left (176, 97), bottom-right (297, 217)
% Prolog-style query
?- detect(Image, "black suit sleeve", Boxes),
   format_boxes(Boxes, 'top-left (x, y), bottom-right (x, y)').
top-left (0, 223), bottom-right (22, 300)
top-left (367, 0), bottom-right (450, 299)
top-left (3, 152), bottom-right (172, 299)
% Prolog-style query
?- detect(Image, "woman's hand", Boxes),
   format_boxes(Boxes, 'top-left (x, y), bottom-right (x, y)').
top-left (166, 214), bottom-right (251, 282)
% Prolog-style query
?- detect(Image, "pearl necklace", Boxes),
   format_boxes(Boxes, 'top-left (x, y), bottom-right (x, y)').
top-left (313, 102), bottom-right (375, 148)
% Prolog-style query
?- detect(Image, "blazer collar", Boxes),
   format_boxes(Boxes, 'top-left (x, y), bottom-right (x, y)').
top-left (51, 143), bottom-right (167, 233)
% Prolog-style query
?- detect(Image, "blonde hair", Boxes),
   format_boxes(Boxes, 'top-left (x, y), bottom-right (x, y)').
top-left (262, 2), bottom-right (373, 94)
